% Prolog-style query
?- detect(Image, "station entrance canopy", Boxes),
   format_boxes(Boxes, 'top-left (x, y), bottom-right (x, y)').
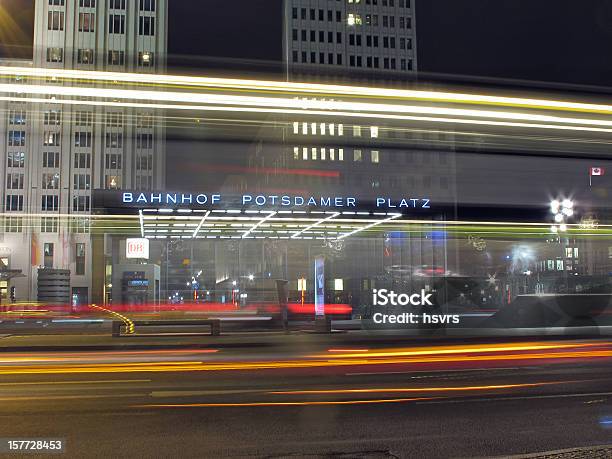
top-left (92, 190), bottom-right (438, 240)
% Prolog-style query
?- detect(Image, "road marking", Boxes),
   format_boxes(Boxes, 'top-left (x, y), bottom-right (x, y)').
top-left (0, 379), bottom-right (150, 387)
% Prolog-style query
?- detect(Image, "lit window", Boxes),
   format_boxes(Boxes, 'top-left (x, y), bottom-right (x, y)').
top-left (338, 124), bottom-right (344, 136)
top-left (302, 147), bottom-right (308, 161)
top-left (347, 13), bottom-right (361, 26)
top-left (293, 122), bottom-right (299, 134)
top-left (353, 149), bottom-right (362, 161)
top-left (338, 149), bottom-right (344, 161)
top-left (371, 150), bottom-right (379, 163)
top-left (353, 125), bottom-right (362, 137)
top-left (320, 148), bottom-right (326, 161)
top-left (370, 126), bottom-right (379, 138)
top-left (138, 51), bottom-right (154, 67)
top-left (293, 146), bottom-right (299, 160)
top-left (329, 148), bottom-right (335, 161)
top-left (311, 148), bottom-right (317, 160)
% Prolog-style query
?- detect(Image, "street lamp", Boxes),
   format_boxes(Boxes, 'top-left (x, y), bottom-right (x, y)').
top-left (550, 198), bottom-right (573, 233)
top-left (248, 274), bottom-right (254, 281)
top-left (550, 197), bottom-right (574, 292)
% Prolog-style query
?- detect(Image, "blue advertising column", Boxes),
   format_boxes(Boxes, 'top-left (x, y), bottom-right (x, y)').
top-left (314, 256), bottom-right (331, 332)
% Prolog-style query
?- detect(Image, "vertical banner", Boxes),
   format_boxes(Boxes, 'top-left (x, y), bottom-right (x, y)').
top-left (314, 256), bottom-right (325, 317)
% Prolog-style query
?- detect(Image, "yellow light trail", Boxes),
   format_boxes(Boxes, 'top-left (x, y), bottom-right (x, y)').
top-left (3, 66), bottom-right (612, 116)
top-left (310, 341), bottom-right (607, 359)
top-left (133, 397), bottom-right (435, 409)
top-left (89, 303), bottom-right (134, 335)
top-left (2, 83), bottom-right (612, 134)
top-left (0, 350), bottom-right (610, 376)
top-left (269, 382), bottom-right (564, 395)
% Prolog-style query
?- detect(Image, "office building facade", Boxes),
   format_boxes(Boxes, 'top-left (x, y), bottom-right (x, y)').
top-left (284, 0), bottom-right (417, 76)
top-left (0, 0), bottom-right (167, 303)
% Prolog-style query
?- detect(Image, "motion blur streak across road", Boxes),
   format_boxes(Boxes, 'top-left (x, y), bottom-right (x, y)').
top-left (1, 338), bottom-right (612, 456)
top-left (0, 340), bottom-right (611, 376)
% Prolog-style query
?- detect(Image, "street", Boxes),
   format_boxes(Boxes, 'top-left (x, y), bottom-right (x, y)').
top-left (0, 335), bottom-right (611, 457)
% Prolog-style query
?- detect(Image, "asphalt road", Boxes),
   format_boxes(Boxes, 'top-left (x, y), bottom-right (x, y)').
top-left (1, 338), bottom-right (612, 458)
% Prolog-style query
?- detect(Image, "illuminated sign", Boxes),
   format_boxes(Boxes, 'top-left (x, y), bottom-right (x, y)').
top-left (314, 257), bottom-right (325, 316)
top-left (126, 238), bottom-right (150, 259)
top-left (121, 192), bottom-right (431, 209)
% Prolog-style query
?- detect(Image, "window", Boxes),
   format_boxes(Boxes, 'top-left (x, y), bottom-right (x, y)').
top-left (107, 50), bottom-right (125, 66)
top-left (5, 217), bottom-right (23, 233)
top-left (8, 110), bottom-right (26, 125)
top-left (105, 133), bottom-right (123, 148)
top-left (44, 110), bottom-right (61, 125)
top-left (5, 195), bottom-right (23, 212)
top-left (41, 195), bottom-right (59, 212)
top-left (139, 16), bottom-right (155, 35)
top-left (139, 0), bottom-right (155, 11)
top-left (79, 0), bottom-right (95, 6)
top-left (42, 243), bottom-right (55, 267)
top-left (48, 11), bottom-right (64, 31)
top-left (78, 12), bottom-right (95, 32)
top-left (72, 196), bottom-right (90, 212)
top-left (370, 126), bottom-right (379, 138)
top-left (42, 173), bottom-right (60, 190)
top-left (77, 48), bottom-right (94, 64)
top-left (73, 132), bottom-right (91, 148)
top-left (136, 133), bottom-right (153, 149)
top-left (41, 217), bottom-right (59, 234)
top-left (46, 47), bottom-right (63, 63)
top-left (109, 0), bottom-right (126, 9)
top-left (136, 154), bottom-right (153, 170)
top-left (105, 154), bottom-right (122, 169)
top-left (105, 175), bottom-right (121, 189)
top-left (371, 150), bottom-right (380, 163)
top-left (138, 52), bottom-right (154, 67)
top-left (76, 243), bottom-right (86, 275)
top-left (109, 14), bottom-right (125, 34)
top-left (135, 175), bottom-right (152, 190)
top-left (74, 174), bottom-right (91, 190)
top-left (106, 112), bottom-right (123, 127)
top-left (353, 149), bottom-right (362, 162)
top-left (353, 125), bottom-right (362, 137)
top-left (6, 173), bottom-right (24, 189)
top-left (8, 131), bottom-right (25, 146)
top-left (7, 152), bottom-right (25, 168)
top-left (43, 152), bottom-right (60, 168)
top-left (347, 13), bottom-right (362, 26)
top-left (137, 113), bottom-right (154, 128)
top-left (49, 0), bottom-right (64, 5)
top-left (74, 153), bottom-right (91, 169)
top-left (74, 111), bottom-right (93, 126)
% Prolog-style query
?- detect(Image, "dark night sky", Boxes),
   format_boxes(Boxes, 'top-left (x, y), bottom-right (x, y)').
top-left (2, 0), bottom-right (612, 86)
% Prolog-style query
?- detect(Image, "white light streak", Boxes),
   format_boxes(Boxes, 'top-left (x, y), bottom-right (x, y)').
top-left (336, 214), bottom-right (402, 240)
top-left (242, 212), bottom-right (277, 239)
